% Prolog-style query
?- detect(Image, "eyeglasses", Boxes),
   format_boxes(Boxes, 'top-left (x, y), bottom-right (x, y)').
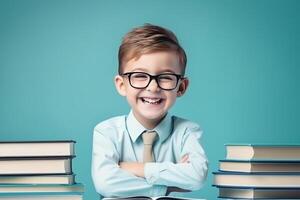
top-left (121, 72), bottom-right (184, 91)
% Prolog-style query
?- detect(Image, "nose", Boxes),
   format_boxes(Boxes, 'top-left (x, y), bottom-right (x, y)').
top-left (146, 78), bottom-right (160, 92)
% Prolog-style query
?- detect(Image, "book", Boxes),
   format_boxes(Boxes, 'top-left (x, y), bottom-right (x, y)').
top-left (0, 174), bottom-right (75, 184)
top-left (0, 183), bottom-right (84, 193)
top-left (103, 196), bottom-right (205, 200)
top-left (215, 186), bottom-right (300, 199)
top-left (0, 140), bottom-right (84, 199)
top-left (219, 159), bottom-right (300, 173)
top-left (225, 144), bottom-right (300, 160)
top-left (0, 140), bottom-right (75, 157)
top-left (0, 192), bottom-right (83, 200)
top-left (0, 156), bottom-right (73, 174)
top-left (213, 171), bottom-right (300, 187)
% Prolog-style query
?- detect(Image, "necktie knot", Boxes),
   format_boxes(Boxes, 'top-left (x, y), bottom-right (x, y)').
top-left (142, 130), bottom-right (157, 145)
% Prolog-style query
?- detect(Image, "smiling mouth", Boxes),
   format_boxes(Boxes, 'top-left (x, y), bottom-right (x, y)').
top-left (140, 97), bottom-right (163, 104)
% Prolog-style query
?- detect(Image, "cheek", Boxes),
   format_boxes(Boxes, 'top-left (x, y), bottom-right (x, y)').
top-left (126, 88), bottom-right (140, 100)
top-left (123, 82), bottom-right (135, 95)
top-left (165, 92), bottom-right (178, 103)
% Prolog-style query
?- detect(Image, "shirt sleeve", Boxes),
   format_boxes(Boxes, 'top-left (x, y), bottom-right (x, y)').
top-left (91, 127), bottom-right (167, 198)
top-left (144, 124), bottom-right (208, 191)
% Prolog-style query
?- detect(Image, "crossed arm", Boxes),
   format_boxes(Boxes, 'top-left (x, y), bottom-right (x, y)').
top-left (92, 126), bottom-right (208, 197)
top-left (119, 154), bottom-right (191, 195)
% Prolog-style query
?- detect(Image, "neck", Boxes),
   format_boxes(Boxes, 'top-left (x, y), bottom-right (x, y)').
top-left (132, 112), bottom-right (166, 130)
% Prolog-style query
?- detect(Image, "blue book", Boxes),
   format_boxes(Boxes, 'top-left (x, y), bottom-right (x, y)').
top-left (214, 185), bottom-right (300, 199)
top-left (225, 144), bottom-right (300, 160)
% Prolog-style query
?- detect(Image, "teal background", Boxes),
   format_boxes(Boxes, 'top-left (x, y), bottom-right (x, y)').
top-left (1, 0), bottom-right (299, 199)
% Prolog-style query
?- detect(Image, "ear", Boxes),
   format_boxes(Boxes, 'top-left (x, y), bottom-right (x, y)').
top-left (114, 75), bottom-right (127, 96)
top-left (177, 78), bottom-right (189, 97)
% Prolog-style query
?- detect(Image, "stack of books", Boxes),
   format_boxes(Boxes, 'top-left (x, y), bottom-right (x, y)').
top-left (213, 144), bottom-right (300, 199)
top-left (0, 140), bottom-right (84, 199)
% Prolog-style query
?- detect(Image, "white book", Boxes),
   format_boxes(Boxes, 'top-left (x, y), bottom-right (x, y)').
top-left (0, 192), bottom-right (83, 200)
top-left (219, 159), bottom-right (300, 173)
top-left (225, 144), bottom-right (300, 160)
top-left (0, 156), bottom-right (73, 175)
top-left (0, 174), bottom-right (75, 184)
top-left (0, 183), bottom-right (84, 193)
top-left (213, 171), bottom-right (300, 187)
top-left (0, 140), bottom-right (75, 157)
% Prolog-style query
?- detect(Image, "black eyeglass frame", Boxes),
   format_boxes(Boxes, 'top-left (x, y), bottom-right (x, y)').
top-left (121, 72), bottom-right (185, 91)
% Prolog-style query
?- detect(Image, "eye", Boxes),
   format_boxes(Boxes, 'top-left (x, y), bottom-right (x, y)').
top-left (131, 73), bottom-right (148, 80)
top-left (159, 74), bottom-right (176, 81)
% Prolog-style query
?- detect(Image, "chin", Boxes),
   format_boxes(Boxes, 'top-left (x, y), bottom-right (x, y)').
top-left (141, 111), bottom-right (166, 121)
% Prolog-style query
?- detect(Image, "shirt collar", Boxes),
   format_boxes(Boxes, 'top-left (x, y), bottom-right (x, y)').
top-left (126, 110), bottom-right (173, 143)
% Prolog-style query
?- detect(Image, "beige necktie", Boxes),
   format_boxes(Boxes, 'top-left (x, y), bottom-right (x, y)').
top-left (142, 130), bottom-right (157, 163)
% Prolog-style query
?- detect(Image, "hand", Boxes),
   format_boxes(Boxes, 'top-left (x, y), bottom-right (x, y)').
top-left (119, 162), bottom-right (145, 177)
top-left (179, 154), bottom-right (190, 163)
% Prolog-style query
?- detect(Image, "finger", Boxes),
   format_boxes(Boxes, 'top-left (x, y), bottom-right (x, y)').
top-left (179, 155), bottom-right (186, 163)
top-left (180, 154), bottom-right (189, 163)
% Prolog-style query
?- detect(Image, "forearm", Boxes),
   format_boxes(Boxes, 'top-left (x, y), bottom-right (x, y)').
top-left (120, 161), bottom-right (207, 191)
top-left (119, 162), bottom-right (191, 195)
top-left (119, 162), bottom-right (145, 178)
top-left (118, 154), bottom-right (190, 178)
top-left (119, 154), bottom-right (205, 193)
top-left (92, 162), bottom-right (166, 197)
top-left (144, 156), bottom-right (208, 190)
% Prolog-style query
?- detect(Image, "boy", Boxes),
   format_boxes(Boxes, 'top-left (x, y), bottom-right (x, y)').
top-left (91, 24), bottom-right (208, 198)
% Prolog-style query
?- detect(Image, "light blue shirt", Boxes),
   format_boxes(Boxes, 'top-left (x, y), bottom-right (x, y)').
top-left (91, 111), bottom-right (208, 198)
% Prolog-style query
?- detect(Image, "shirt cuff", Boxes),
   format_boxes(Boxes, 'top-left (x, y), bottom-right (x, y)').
top-left (144, 162), bottom-right (167, 185)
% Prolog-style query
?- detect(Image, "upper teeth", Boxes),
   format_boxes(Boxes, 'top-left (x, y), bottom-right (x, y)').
top-left (143, 98), bottom-right (161, 104)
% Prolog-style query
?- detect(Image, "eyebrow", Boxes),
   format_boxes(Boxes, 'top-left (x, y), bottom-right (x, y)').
top-left (130, 68), bottom-right (177, 74)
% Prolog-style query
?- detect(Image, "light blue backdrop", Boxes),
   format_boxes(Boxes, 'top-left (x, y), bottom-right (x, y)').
top-left (1, 0), bottom-right (299, 199)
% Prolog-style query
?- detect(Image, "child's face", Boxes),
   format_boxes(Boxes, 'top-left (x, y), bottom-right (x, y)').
top-left (115, 51), bottom-right (189, 129)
